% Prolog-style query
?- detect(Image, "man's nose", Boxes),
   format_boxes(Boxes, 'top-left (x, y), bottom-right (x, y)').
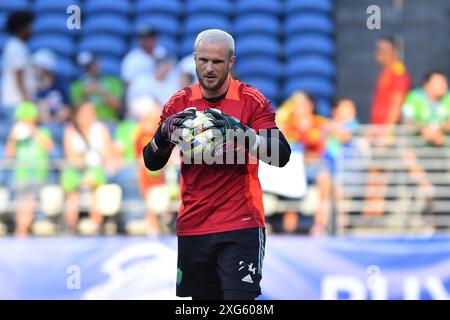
top-left (205, 61), bottom-right (214, 72)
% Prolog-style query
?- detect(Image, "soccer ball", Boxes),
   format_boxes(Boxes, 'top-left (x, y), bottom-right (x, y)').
top-left (176, 111), bottom-right (219, 159)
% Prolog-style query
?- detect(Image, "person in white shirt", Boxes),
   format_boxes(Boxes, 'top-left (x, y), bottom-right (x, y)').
top-left (126, 53), bottom-right (180, 111)
top-left (120, 25), bottom-right (167, 90)
top-left (1, 10), bottom-right (35, 120)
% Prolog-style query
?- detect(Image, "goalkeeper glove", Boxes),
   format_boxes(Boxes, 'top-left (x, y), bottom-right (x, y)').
top-left (151, 107), bottom-right (197, 152)
top-left (203, 108), bottom-right (260, 152)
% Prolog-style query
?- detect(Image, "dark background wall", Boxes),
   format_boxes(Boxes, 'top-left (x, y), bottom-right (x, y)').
top-left (335, 0), bottom-right (450, 123)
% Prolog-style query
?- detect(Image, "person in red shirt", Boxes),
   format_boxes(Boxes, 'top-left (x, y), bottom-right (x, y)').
top-left (143, 29), bottom-right (291, 300)
top-left (371, 36), bottom-right (411, 125)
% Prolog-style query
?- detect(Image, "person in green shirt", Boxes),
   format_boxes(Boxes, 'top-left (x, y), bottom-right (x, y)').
top-left (5, 101), bottom-right (54, 237)
top-left (70, 51), bottom-right (123, 122)
top-left (402, 70), bottom-right (450, 146)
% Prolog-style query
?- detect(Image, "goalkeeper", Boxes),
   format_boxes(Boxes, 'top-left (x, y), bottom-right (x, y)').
top-left (143, 29), bottom-right (291, 300)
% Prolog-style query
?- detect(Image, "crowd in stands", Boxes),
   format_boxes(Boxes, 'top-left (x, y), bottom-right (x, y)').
top-left (1, 10), bottom-right (450, 237)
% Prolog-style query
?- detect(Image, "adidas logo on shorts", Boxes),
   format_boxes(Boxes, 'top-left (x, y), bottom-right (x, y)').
top-left (241, 274), bottom-right (253, 284)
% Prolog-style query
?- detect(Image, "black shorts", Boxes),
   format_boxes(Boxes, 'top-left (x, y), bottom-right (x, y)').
top-left (176, 227), bottom-right (266, 298)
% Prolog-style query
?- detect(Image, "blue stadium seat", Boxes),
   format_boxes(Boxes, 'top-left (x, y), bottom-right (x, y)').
top-left (135, 14), bottom-right (180, 36)
top-left (29, 34), bottom-right (75, 56)
top-left (84, 0), bottom-right (132, 15)
top-left (0, 0), bottom-right (28, 12)
top-left (236, 0), bottom-right (281, 16)
top-left (180, 35), bottom-right (197, 57)
top-left (99, 56), bottom-right (121, 76)
top-left (286, 0), bottom-right (333, 14)
top-left (0, 142), bottom-right (6, 185)
top-left (284, 77), bottom-right (335, 100)
top-left (316, 98), bottom-right (332, 117)
top-left (79, 35), bottom-right (127, 57)
top-left (285, 14), bottom-right (334, 35)
top-left (186, 0), bottom-right (233, 16)
top-left (184, 15), bottom-right (232, 36)
top-left (33, 14), bottom-right (76, 35)
top-left (0, 33), bottom-right (9, 50)
top-left (240, 77), bottom-right (279, 103)
top-left (286, 56), bottom-right (336, 78)
top-left (0, 13), bottom-right (7, 30)
top-left (285, 35), bottom-right (335, 57)
top-left (234, 14), bottom-right (281, 36)
top-left (34, 0), bottom-right (80, 12)
top-left (234, 58), bottom-right (283, 80)
top-left (157, 36), bottom-right (178, 55)
top-left (84, 14), bottom-right (131, 36)
top-left (135, 0), bottom-right (182, 16)
top-left (0, 119), bottom-right (12, 142)
top-left (43, 122), bottom-right (65, 148)
top-left (55, 56), bottom-right (79, 78)
top-left (236, 35), bottom-right (281, 58)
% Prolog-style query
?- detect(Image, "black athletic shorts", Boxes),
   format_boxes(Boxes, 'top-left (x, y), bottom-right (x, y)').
top-left (176, 227), bottom-right (266, 298)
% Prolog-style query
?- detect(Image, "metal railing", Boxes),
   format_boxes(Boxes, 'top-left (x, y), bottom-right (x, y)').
top-left (334, 125), bottom-right (450, 235)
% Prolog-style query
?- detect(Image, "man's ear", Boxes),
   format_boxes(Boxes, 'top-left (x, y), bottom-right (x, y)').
top-left (229, 55), bottom-right (236, 68)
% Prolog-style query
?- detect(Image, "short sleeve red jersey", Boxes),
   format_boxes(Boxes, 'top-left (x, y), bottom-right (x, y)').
top-left (371, 61), bottom-right (411, 124)
top-left (160, 77), bottom-right (277, 236)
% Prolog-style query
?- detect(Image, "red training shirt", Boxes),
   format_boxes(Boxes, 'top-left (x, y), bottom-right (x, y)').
top-left (160, 77), bottom-right (277, 236)
top-left (371, 61), bottom-right (411, 124)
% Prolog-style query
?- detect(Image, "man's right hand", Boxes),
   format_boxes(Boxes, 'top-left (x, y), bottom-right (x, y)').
top-left (153, 107), bottom-right (197, 151)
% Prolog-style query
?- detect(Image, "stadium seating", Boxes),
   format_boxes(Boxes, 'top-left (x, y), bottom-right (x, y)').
top-left (84, 0), bottom-right (132, 16)
top-left (99, 56), bottom-right (122, 76)
top-left (234, 14), bottom-right (281, 37)
top-left (234, 58), bottom-right (283, 80)
top-left (55, 56), bottom-right (78, 78)
top-left (135, 14), bottom-right (180, 36)
top-left (285, 0), bottom-right (334, 14)
top-left (135, 0), bottom-right (182, 16)
top-left (0, 0), bottom-right (29, 12)
top-left (285, 13), bottom-right (334, 35)
top-left (184, 15), bottom-right (233, 36)
top-left (79, 34), bottom-right (127, 57)
top-left (240, 76), bottom-right (279, 103)
top-left (34, 0), bottom-right (80, 13)
top-left (83, 14), bottom-right (132, 36)
top-left (284, 77), bottom-right (335, 100)
top-left (180, 35), bottom-right (198, 57)
top-left (0, 0), bottom-right (339, 235)
top-left (29, 34), bottom-right (75, 56)
top-left (285, 35), bottom-right (335, 57)
top-left (286, 56), bottom-right (336, 78)
top-left (236, 35), bottom-right (281, 58)
top-left (235, 0), bottom-right (282, 16)
top-left (0, 33), bottom-right (9, 51)
top-left (186, 0), bottom-right (233, 16)
top-left (39, 184), bottom-right (64, 217)
top-left (157, 36), bottom-right (178, 55)
top-left (33, 14), bottom-right (75, 35)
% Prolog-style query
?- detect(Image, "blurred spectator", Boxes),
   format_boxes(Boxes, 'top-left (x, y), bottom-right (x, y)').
top-left (402, 70), bottom-right (450, 147)
top-left (1, 11), bottom-right (35, 121)
top-left (61, 102), bottom-right (115, 234)
top-left (32, 49), bottom-right (71, 123)
top-left (325, 98), bottom-right (359, 175)
top-left (70, 51), bottom-right (123, 122)
top-left (134, 102), bottom-right (166, 235)
top-left (177, 54), bottom-right (197, 88)
top-left (121, 25), bottom-right (167, 89)
top-left (371, 36), bottom-right (411, 125)
top-left (277, 91), bottom-right (331, 236)
top-left (126, 52), bottom-right (179, 109)
top-left (5, 102), bottom-right (54, 237)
